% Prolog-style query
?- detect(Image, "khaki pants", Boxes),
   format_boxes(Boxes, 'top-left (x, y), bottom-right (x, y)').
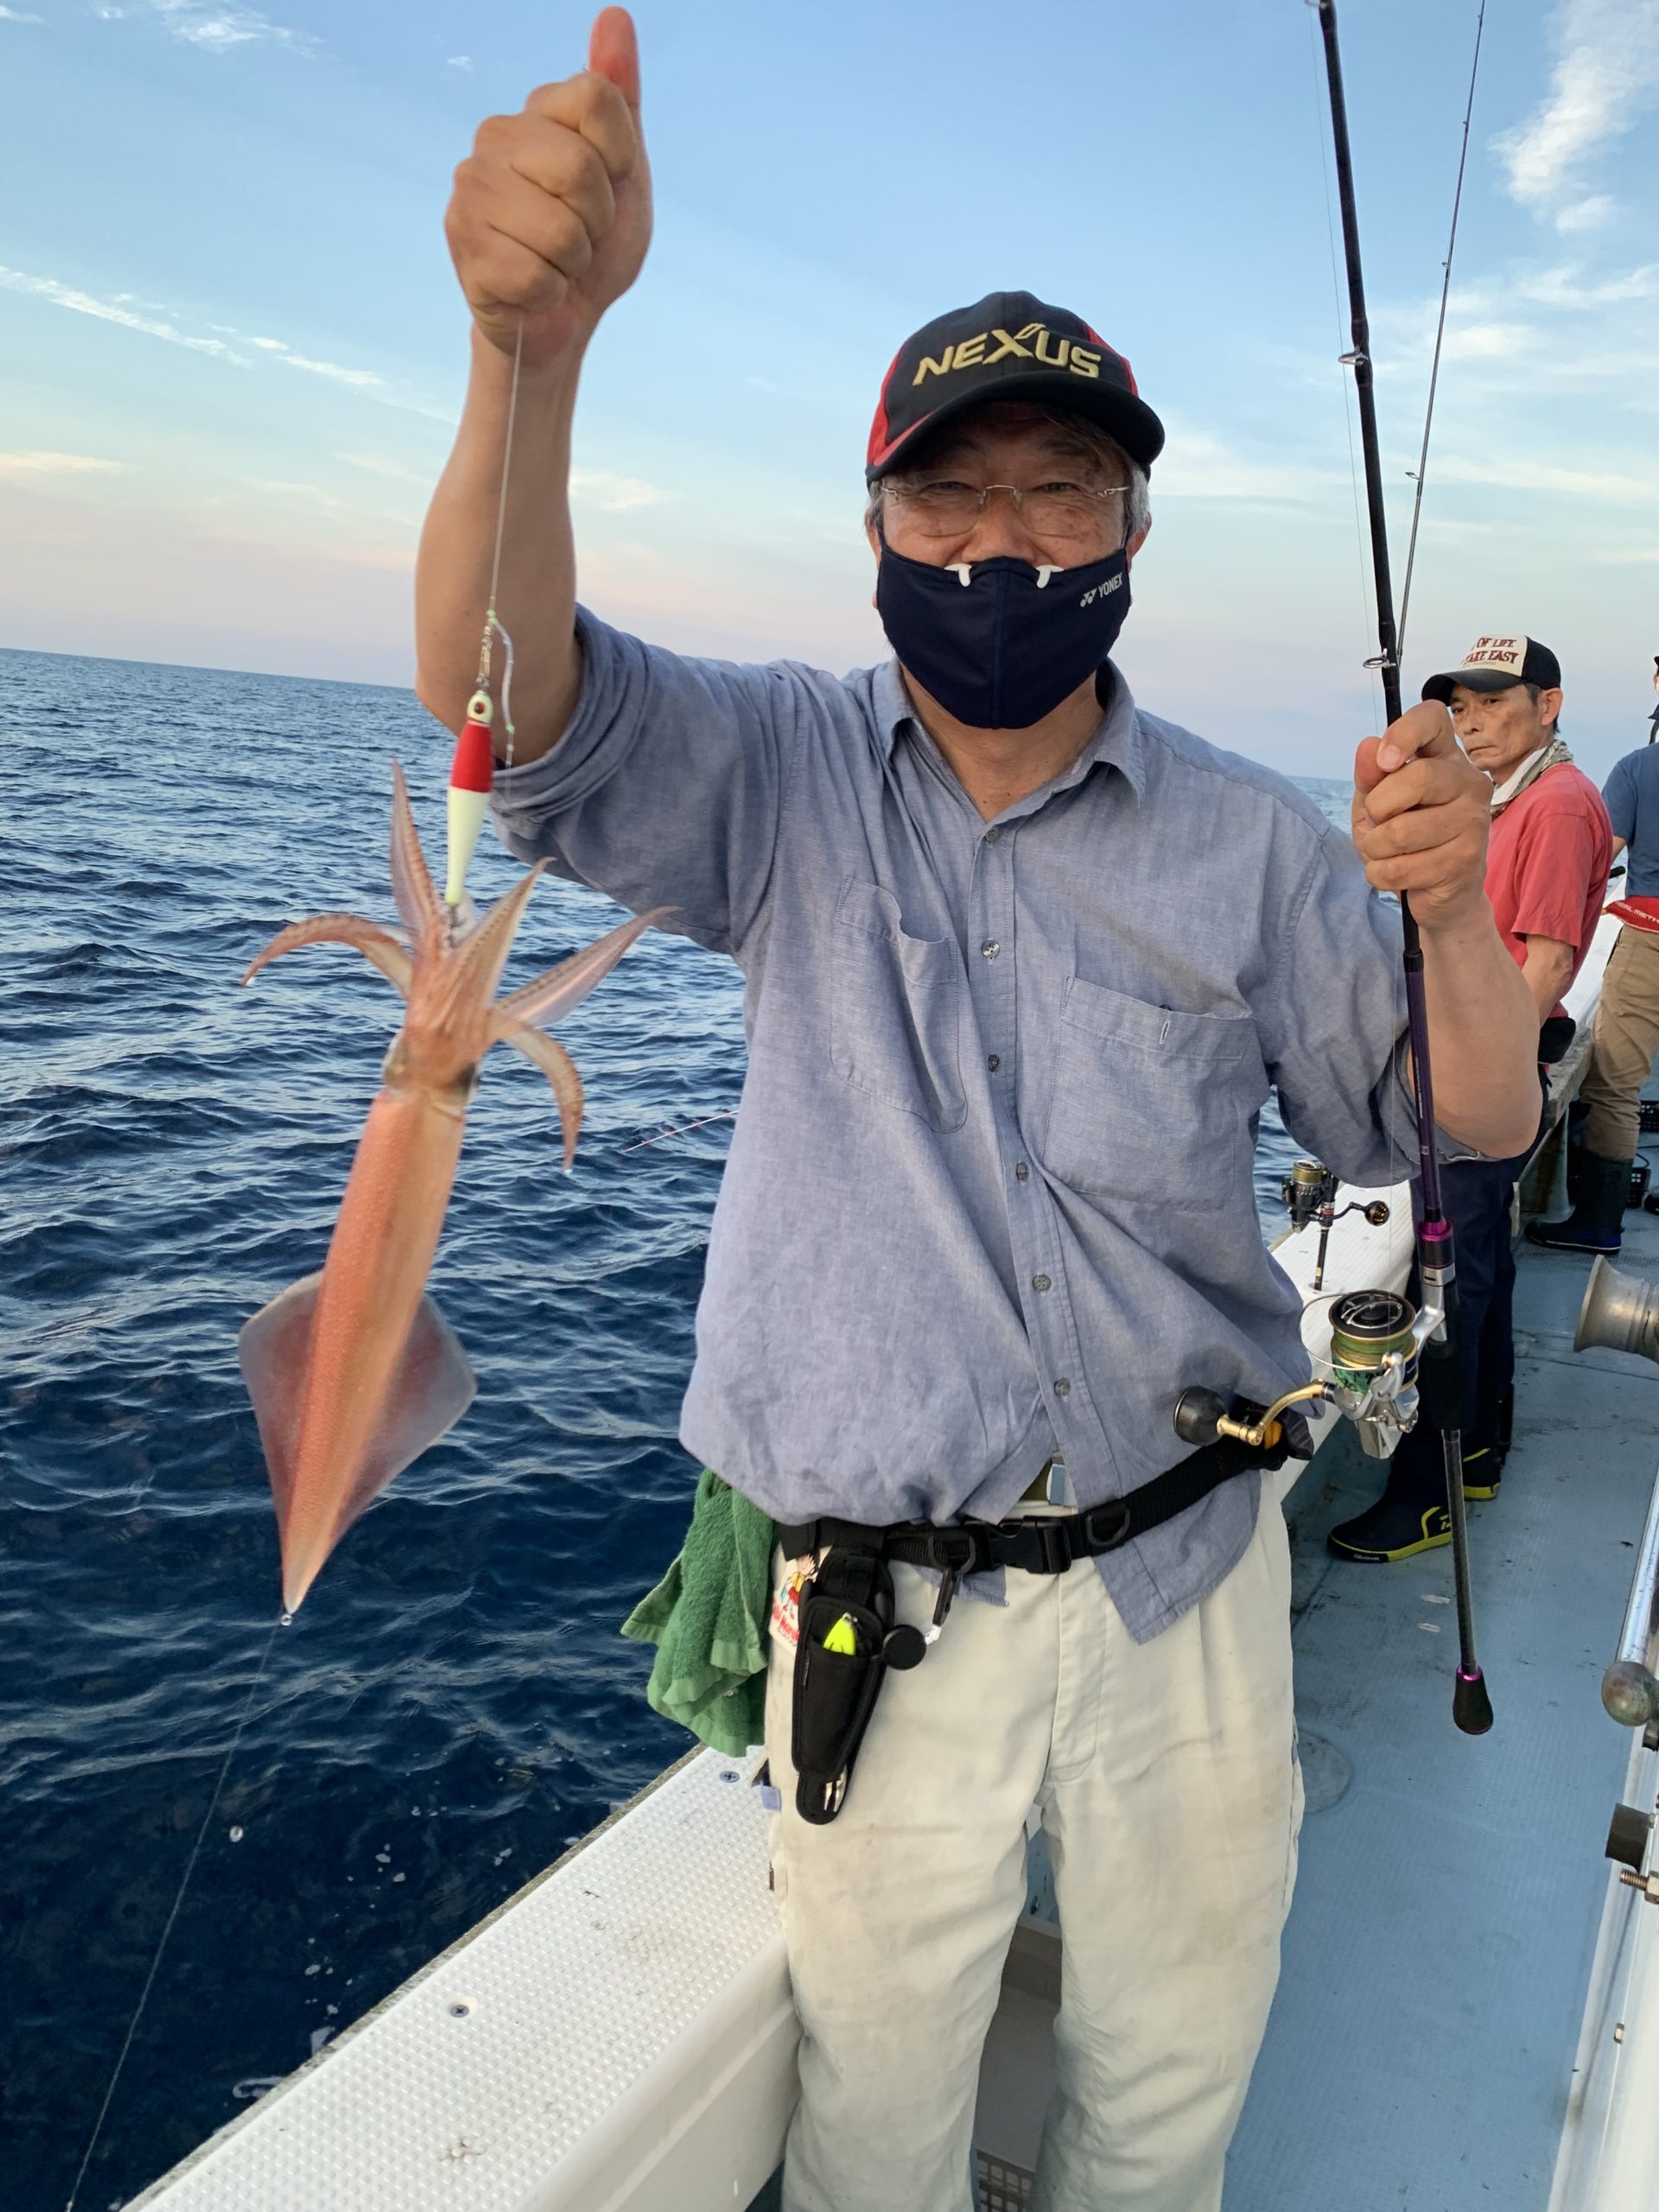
top-left (1581, 925), bottom-right (1659, 1159)
top-left (764, 1504), bottom-right (1301, 2212)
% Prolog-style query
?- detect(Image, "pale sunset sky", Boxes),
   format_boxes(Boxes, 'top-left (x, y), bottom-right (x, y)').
top-left (0, 0), bottom-right (1654, 778)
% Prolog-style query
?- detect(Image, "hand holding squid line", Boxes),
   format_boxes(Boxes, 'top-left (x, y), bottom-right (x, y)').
top-left (238, 764), bottom-right (662, 1616)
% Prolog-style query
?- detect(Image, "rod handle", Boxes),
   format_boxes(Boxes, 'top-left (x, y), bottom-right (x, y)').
top-left (1453, 1664), bottom-right (1493, 1736)
top-left (1416, 1246), bottom-right (1465, 1432)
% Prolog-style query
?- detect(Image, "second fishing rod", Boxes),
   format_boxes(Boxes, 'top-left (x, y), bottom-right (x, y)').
top-left (1314, 0), bottom-right (1492, 1736)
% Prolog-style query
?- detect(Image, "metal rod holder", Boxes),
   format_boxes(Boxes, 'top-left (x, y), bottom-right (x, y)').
top-left (1604, 1460), bottom-right (1659, 1726)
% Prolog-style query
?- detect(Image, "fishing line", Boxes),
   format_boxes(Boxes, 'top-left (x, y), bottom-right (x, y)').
top-left (1397, 0), bottom-right (1487, 659)
top-left (476, 313), bottom-right (526, 771)
top-left (617, 1108), bottom-right (738, 1155)
top-left (64, 1616), bottom-right (285, 2212)
top-left (1305, 0), bottom-right (1383, 735)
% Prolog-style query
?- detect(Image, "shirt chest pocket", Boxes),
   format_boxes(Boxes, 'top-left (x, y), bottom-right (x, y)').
top-left (1042, 976), bottom-right (1261, 1213)
top-left (830, 879), bottom-right (966, 1133)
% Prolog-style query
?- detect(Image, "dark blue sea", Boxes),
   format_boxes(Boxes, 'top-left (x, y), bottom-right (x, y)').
top-left (0, 645), bottom-right (1346, 2209)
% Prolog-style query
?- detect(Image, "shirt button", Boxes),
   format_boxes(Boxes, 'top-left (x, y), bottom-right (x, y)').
top-left (988, 1053), bottom-right (1001, 1072)
top-left (1053, 1378), bottom-right (1071, 1398)
top-left (985, 825), bottom-right (1002, 843)
top-left (981, 938), bottom-right (1001, 959)
top-left (1032, 1274), bottom-right (1051, 1293)
top-left (1014, 1162), bottom-right (1030, 1181)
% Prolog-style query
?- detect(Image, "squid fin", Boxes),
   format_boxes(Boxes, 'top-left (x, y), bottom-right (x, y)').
top-left (238, 1274), bottom-right (477, 1614)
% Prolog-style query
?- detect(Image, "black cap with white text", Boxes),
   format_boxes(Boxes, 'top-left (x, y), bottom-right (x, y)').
top-left (865, 290), bottom-right (1166, 483)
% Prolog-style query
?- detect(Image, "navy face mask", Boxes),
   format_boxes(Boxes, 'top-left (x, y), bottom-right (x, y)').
top-left (874, 532), bottom-right (1133, 730)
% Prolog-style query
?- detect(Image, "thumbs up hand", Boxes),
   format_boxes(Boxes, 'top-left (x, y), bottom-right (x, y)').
top-left (444, 7), bottom-right (652, 364)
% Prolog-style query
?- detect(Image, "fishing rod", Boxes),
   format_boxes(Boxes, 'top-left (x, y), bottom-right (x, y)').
top-left (1313, 0), bottom-right (1491, 1735)
top-left (1398, 0), bottom-right (1486, 658)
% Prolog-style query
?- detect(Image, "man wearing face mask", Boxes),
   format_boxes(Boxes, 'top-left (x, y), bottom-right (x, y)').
top-left (420, 18), bottom-right (1541, 2209)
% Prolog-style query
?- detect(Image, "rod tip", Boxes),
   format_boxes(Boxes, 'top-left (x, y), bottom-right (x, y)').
top-left (1453, 1666), bottom-right (1493, 1736)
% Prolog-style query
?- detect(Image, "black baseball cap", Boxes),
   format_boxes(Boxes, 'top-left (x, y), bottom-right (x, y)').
top-left (865, 289), bottom-right (1166, 484)
top-left (1421, 633), bottom-right (1562, 703)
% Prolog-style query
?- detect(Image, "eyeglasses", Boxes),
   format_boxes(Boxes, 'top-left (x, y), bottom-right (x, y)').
top-left (883, 478), bottom-right (1129, 543)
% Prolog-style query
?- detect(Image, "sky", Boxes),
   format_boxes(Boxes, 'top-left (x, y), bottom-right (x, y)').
top-left (0, 0), bottom-right (1655, 778)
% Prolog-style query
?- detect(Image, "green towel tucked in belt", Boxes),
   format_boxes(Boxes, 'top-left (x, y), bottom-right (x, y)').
top-left (620, 1469), bottom-right (777, 1756)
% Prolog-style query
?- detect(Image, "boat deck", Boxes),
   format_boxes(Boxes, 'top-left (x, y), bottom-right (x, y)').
top-left (1228, 1205), bottom-right (1654, 2212)
top-left (976, 1161), bottom-right (1657, 2210)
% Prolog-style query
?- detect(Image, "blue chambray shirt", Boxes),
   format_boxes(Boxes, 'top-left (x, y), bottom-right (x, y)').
top-left (495, 611), bottom-right (1426, 1642)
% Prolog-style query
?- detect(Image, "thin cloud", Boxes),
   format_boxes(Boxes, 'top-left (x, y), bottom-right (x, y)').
top-left (3, 267), bottom-right (436, 411)
top-left (1440, 321), bottom-right (1535, 361)
top-left (0, 450), bottom-right (127, 479)
top-left (1147, 429), bottom-right (1333, 505)
top-left (0, 7), bottom-right (47, 22)
top-left (1495, 0), bottom-right (1659, 232)
top-left (1433, 454), bottom-right (1651, 503)
top-left (280, 352), bottom-right (384, 389)
top-left (1517, 262), bottom-right (1659, 308)
top-left (145, 1), bottom-right (310, 52)
top-left (447, 54), bottom-right (471, 70)
top-left (0, 265), bottom-right (243, 359)
top-left (216, 328), bottom-right (376, 382)
top-left (337, 452), bottom-right (432, 486)
top-left (569, 467), bottom-right (670, 512)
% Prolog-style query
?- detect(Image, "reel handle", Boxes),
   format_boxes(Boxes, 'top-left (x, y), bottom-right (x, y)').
top-left (1173, 1387), bottom-right (1230, 1449)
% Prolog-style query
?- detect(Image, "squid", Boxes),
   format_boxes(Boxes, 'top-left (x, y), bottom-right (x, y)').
top-left (238, 763), bottom-right (660, 1614)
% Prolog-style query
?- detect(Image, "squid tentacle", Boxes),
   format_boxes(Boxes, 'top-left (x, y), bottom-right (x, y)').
top-left (493, 909), bottom-right (668, 1031)
top-left (495, 1022), bottom-right (586, 1168)
top-left (242, 914), bottom-right (415, 997)
top-left (389, 761), bottom-right (447, 953)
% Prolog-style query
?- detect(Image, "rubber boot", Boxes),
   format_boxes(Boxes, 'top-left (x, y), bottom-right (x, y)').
top-left (1565, 1099), bottom-right (1589, 1206)
top-left (1461, 1386), bottom-right (1512, 1502)
top-left (1523, 1152), bottom-right (1630, 1255)
top-left (1327, 1437), bottom-right (1451, 1563)
top-left (1463, 1387), bottom-right (1513, 1502)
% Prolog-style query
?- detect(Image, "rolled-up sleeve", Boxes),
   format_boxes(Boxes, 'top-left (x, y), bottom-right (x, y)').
top-left (490, 608), bottom-right (797, 958)
top-left (1264, 824), bottom-right (1481, 1187)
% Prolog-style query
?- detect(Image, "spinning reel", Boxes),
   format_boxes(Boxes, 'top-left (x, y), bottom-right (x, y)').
top-left (1281, 1158), bottom-right (1391, 1293)
top-left (1177, 1284), bottom-right (1437, 1464)
top-left (1179, 1160), bottom-right (1427, 1462)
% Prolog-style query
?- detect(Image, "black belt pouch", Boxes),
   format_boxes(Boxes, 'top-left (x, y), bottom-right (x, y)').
top-left (791, 1546), bottom-right (896, 1826)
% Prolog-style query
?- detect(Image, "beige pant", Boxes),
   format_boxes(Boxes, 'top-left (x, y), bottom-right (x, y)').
top-left (1581, 925), bottom-right (1659, 1159)
top-left (765, 1504), bottom-right (1301, 2212)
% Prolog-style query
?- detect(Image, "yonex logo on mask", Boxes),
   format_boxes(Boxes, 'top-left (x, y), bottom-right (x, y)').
top-left (912, 323), bottom-right (1103, 385)
top-left (1078, 575), bottom-right (1123, 608)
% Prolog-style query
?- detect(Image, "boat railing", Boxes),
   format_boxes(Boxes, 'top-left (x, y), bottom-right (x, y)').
top-left (1604, 1460), bottom-right (1659, 1731)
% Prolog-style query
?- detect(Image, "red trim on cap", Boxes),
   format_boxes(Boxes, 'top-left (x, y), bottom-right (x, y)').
top-left (1083, 322), bottom-right (1138, 392)
top-left (866, 346), bottom-right (906, 472)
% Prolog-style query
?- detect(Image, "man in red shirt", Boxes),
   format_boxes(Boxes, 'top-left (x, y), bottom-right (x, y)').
top-left (1332, 634), bottom-right (1612, 1560)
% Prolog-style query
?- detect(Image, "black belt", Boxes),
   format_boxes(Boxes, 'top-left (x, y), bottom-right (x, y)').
top-left (779, 1429), bottom-right (1293, 1584)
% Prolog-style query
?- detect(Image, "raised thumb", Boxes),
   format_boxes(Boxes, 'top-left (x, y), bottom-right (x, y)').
top-left (588, 6), bottom-right (641, 109)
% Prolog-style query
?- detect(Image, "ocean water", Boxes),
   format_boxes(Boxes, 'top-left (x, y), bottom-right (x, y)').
top-left (0, 646), bottom-right (1348, 2209)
